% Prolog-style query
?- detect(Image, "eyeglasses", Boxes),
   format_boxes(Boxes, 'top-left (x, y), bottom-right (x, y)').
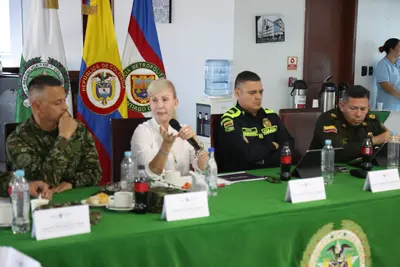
top-left (265, 176), bottom-right (281, 184)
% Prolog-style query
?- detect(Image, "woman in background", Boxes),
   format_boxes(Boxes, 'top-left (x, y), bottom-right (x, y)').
top-left (375, 38), bottom-right (400, 110)
top-left (131, 78), bottom-right (208, 178)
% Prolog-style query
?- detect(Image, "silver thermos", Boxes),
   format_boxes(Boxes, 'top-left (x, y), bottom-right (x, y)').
top-left (290, 80), bottom-right (308, 108)
top-left (319, 75), bottom-right (337, 112)
top-left (337, 82), bottom-right (350, 104)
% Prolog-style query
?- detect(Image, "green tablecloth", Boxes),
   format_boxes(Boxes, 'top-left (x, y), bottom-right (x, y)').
top-left (1, 168), bottom-right (400, 267)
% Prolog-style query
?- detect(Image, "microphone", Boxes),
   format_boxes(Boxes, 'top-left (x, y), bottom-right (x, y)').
top-left (169, 119), bottom-right (202, 151)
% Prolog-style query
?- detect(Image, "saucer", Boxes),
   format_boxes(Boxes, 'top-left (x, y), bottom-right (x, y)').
top-left (81, 199), bottom-right (108, 207)
top-left (106, 203), bottom-right (135, 211)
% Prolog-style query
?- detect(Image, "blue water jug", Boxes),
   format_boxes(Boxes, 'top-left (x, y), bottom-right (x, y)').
top-left (205, 59), bottom-right (232, 97)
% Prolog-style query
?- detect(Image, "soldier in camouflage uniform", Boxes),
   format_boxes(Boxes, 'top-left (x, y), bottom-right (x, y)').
top-left (218, 71), bottom-right (294, 173)
top-left (6, 75), bottom-right (101, 195)
top-left (309, 85), bottom-right (391, 162)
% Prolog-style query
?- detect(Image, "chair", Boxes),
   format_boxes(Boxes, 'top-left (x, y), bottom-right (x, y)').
top-left (210, 114), bottom-right (222, 169)
top-left (279, 109), bottom-right (321, 162)
top-left (111, 118), bottom-right (149, 183)
top-left (4, 123), bottom-right (19, 171)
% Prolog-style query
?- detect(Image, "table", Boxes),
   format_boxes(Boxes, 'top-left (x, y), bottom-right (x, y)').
top-left (1, 168), bottom-right (400, 267)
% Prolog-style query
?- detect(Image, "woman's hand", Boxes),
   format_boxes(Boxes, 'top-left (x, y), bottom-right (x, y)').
top-left (160, 126), bottom-right (177, 145)
top-left (178, 125), bottom-right (196, 141)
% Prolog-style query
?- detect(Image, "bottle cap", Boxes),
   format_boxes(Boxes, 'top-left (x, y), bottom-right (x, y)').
top-left (15, 169), bottom-right (25, 177)
top-left (325, 139), bottom-right (332, 145)
top-left (208, 147), bottom-right (215, 152)
top-left (124, 151), bottom-right (132, 157)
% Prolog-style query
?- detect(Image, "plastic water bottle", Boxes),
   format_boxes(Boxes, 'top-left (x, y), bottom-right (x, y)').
top-left (120, 151), bottom-right (135, 191)
top-left (321, 139), bottom-right (335, 185)
top-left (387, 132), bottom-right (399, 169)
top-left (205, 59), bottom-right (232, 97)
top-left (10, 170), bottom-right (30, 234)
top-left (205, 147), bottom-right (218, 196)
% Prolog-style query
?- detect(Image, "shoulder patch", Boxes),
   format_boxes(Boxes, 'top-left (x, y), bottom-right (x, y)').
top-left (264, 109), bottom-right (276, 115)
top-left (323, 125), bottom-right (337, 133)
top-left (223, 118), bottom-right (235, 132)
top-left (16, 153), bottom-right (33, 168)
top-left (368, 114), bottom-right (376, 119)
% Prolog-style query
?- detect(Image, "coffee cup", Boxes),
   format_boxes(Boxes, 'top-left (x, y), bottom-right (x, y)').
top-left (0, 203), bottom-right (12, 225)
top-left (164, 170), bottom-right (186, 186)
top-left (109, 192), bottom-right (133, 208)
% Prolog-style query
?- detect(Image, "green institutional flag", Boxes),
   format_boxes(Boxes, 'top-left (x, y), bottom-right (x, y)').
top-left (16, 0), bottom-right (73, 123)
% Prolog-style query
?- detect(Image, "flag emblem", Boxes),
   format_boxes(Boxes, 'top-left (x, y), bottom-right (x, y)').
top-left (19, 57), bottom-right (70, 108)
top-left (124, 62), bottom-right (165, 113)
top-left (131, 74), bottom-right (154, 103)
top-left (80, 62), bottom-right (125, 115)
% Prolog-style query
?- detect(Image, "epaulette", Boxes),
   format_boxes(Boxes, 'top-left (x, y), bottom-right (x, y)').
top-left (221, 106), bottom-right (241, 119)
top-left (264, 108), bottom-right (276, 115)
top-left (367, 113), bottom-right (376, 120)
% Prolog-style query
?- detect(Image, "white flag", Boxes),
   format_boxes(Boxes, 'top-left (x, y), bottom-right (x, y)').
top-left (16, 0), bottom-right (73, 122)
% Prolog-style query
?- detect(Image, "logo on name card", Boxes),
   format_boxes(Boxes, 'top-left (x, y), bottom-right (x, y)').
top-left (300, 220), bottom-right (371, 267)
top-left (123, 62), bottom-right (165, 113)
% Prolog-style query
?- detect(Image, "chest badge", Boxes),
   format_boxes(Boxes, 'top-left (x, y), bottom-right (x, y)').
top-left (263, 118), bottom-right (272, 127)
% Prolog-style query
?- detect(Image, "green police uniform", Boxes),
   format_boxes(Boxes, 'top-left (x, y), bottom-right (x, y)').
top-left (309, 108), bottom-right (386, 162)
top-left (6, 117), bottom-right (101, 188)
top-left (218, 103), bottom-right (294, 173)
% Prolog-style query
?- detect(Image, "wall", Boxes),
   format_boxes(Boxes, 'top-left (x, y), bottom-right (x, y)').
top-left (354, 0), bottom-right (400, 109)
top-left (233, 0), bottom-right (306, 111)
top-left (1, 0), bottom-right (23, 67)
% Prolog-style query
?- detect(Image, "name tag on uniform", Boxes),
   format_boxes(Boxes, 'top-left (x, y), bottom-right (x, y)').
top-left (363, 169), bottom-right (400, 193)
top-left (285, 177), bottom-right (326, 203)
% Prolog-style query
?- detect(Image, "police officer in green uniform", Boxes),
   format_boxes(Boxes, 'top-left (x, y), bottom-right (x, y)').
top-left (309, 85), bottom-right (391, 162)
top-left (5, 75), bottom-right (101, 197)
top-left (218, 71), bottom-right (294, 173)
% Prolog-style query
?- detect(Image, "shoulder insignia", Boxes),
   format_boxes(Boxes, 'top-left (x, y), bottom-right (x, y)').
top-left (323, 125), bottom-right (337, 133)
top-left (342, 124), bottom-right (347, 128)
top-left (368, 114), bottom-right (376, 119)
top-left (331, 113), bottom-right (337, 118)
top-left (362, 122), bottom-right (367, 127)
top-left (221, 106), bottom-right (241, 119)
top-left (264, 109), bottom-right (276, 115)
top-left (221, 118), bottom-right (235, 132)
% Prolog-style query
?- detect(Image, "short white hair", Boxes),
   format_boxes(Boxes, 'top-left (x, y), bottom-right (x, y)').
top-left (147, 78), bottom-right (177, 99)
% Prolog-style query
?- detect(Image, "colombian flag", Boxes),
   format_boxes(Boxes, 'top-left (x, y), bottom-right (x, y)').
top-left (78, 0), bottom-right (127, 185)
top-left (122, 0), bottom-right (166, 118)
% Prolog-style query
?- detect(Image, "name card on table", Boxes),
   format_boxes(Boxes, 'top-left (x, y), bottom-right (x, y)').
top-left (285, 177), bottom-right (326, 204)
top-left (32, 205), bottom-right (90, 241)
top-left (363, 169), bottom-right (400, 193)
top-left (161, 191), bottom-right (209, 222)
